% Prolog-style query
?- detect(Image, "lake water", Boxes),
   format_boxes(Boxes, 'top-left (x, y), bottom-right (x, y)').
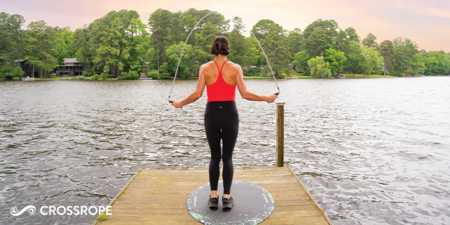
top-left (0, 77), bottom-right (449, 225)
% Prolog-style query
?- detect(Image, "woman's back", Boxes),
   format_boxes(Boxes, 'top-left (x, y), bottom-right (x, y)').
top-left (204, 60), bottom-right (237, 102)
top-left (203, 60), bottom-right (237, 86)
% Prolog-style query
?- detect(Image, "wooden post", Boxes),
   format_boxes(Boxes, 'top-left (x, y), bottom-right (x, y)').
top-left (276, 102), bottom-right (285, 167)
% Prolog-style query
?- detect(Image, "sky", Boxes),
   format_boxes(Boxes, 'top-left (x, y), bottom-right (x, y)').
top-left (1, 0), bottom-right (449, 52)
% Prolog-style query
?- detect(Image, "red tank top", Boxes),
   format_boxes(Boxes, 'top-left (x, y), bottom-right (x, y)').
top-left (206, 60), bottom-right (236, 102)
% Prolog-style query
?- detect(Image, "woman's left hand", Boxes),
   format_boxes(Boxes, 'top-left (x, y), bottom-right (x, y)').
top-left (172, 101), bottom-right (183, 108)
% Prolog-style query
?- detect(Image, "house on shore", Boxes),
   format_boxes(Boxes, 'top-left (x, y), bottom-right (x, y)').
top-left (14, 59), bottom-right (37, 77)
top-left (57, 58), bottom-right (84, 76)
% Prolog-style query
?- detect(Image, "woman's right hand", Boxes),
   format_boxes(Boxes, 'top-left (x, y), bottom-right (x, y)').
top-left (266, 93), bottom-right (278, 103)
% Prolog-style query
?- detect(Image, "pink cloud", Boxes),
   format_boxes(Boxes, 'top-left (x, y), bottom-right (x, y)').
top-left (416, 7), bottom-right (450, 19)
top-left (1, 0), bottom-right (449, 51)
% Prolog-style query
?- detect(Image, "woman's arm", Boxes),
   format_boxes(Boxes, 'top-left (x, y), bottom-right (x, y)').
top-left (171, 65), bottom-right (206, 108)
top-left (235, 65), bottom-right (277, 103)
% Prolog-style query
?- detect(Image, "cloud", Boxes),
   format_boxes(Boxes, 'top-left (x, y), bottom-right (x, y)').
top-left (1, 0), bottom-right (449, 51)
top-left (416, 7), bottom-right (450, 19)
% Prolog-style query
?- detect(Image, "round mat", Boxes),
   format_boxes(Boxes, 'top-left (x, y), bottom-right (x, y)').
top-left (186, 180), bottom-right (275, 225)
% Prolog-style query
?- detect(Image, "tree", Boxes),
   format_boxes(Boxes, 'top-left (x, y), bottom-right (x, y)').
top-left (166, 41), bottom-right (195, 78)
top-left (345, 27), bottom-right (360, 43)
top-left (54, 27), bottom-right (73, 65)
top-left (360, 47), bottom-right (384, 76)
top-left (7, 14), bottom-right (26, 67)
top-left (71, 26), bottom-right (92, 73)
top-left (343, 41), bottom-right (364, 77)
top-left (286, 28), bottom-right (304, 61)
top-left (148, 9), bottom-right (172, 73)
top-left (125, 18), bottom-right (150, 74)
top-left (243, 37), bottom-right (265, 69)
top-left (293, 50), bottom-right (310, 73)
top-left (0, 12), bottom-right (12, 65)
top-left (305, 27), bottom-right (331, 57)
top-left (195, 23), bottom-right (218, 63)
top-left (94, 17), bottom-right (129, 77)
top-left (303, 19), bottom-right (338, 41)
top-left (324, 48), bottom-right (347, 75)
top-left (260, 23), bottom-right (291, 77)
top-left (392, 37), bottom-right (418, 75)
top-left (362, 33), bottom-right (378, 48)
top-left (24, 20), bottom-right (58, 79)
top-left (251, 19), bottom-right (275, 40)
top-left (308, 56), bottom-right (331, 77)
top-left (334, 29), bottom-right (349, 52)
top-left (425, 51), bottom-right (450, 75)
top-left (228, 16), bottom-right (249, 65)
top-left (410, 52), bottom-right (426, 75)
top-left (379, 40), bottom-right (395, 76)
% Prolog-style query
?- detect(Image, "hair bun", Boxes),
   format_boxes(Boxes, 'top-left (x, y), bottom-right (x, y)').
top-left (210, 36), bottom-right (230, 56)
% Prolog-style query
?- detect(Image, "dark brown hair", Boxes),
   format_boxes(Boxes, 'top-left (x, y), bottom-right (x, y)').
top-left (210, 36), bottom-right (230, 56)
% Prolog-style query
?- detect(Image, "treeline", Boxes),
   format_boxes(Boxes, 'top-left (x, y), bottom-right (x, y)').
top-left (1, 9), bottom-right (449, 80)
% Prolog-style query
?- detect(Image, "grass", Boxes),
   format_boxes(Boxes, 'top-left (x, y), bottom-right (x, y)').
top-left (343, 74), bottom-right (393, 78)
top-left (245, 72), bottom-right (394, 79)
top-left (96, 213), bottom-right (108, 221)
top-left (8, 76), bottom-right (117, 81)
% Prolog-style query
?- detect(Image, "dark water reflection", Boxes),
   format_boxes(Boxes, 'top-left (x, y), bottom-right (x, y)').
top-left (0, 77), bottom-right (449, 224)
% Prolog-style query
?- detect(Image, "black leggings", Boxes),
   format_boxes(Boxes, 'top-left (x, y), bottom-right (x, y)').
top-left (204, 101), bottom-right (239, 195)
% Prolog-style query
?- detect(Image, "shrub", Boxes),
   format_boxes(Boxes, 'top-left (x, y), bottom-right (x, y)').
top-left (0, 65), bottom-right (24, 78)
top-left (125, 70), bottom-right (139, 80)
top-left (82, 70), bottom-right (92, 77)
top-left (147, 70), bottom-right (159, 79)
top-left (91, 74), bottom-right (100, 80)
top-left (158, 72), bottom-right (172, 79)
top-left (100, 73), bottom-right (109, 80)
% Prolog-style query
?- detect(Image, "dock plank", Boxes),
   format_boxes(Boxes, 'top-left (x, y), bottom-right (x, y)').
top-left (92, 166), bottom-right (333, 225)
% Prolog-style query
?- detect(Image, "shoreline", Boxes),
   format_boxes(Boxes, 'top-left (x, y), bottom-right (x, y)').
top-left (1, 74), bottom-right (449, 81)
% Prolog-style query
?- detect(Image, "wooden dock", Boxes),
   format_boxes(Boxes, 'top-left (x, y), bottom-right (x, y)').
top-left (92, 166), bottom-right (333, 225)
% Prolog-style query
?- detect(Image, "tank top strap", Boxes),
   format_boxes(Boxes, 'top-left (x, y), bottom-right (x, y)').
top-left (220, 61), bottom-right (227, 72)
top-left (213, 60), bottom-right (227, 72)
top-left (213, 60), bottom-right (220, 71)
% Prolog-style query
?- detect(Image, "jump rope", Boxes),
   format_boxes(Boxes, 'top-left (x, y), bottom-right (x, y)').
top-left (168, 11), bottom-right (280, 104)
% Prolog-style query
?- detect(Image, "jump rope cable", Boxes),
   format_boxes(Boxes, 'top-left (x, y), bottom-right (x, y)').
top-left (168, 12), bottom-right (213, 103)
top-left (168, 11), bottom-right (280, 104)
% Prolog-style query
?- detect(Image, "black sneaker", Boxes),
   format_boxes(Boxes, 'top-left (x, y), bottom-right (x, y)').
top-left (208, 194), bottom-right (219, 209)
top-left (222, 196), bottom-right (234, 209)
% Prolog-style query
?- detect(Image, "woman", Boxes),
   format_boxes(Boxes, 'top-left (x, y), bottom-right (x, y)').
top-left (171, 36), bottom-right (277, 210)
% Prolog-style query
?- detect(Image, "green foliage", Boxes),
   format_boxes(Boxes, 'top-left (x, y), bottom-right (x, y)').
top-left (260, 23), bottom-right (292, 77)
top-left (90, 74), bottom-right (100, 80)
top-left (424, 51), bottom-right (450, 75)
top-left (379, 40), bottom-right (395, 75)
top-left (124, 70), bottom-right (139, 80)
top-left (166, 41), bottom-right (195, 79)
top-left (0, 64), bottom-right (24, 78)
top-left (3, 8), bottom-right (447, 80)
top-left (293, 51), bottom-right (310, 72)
top-left (308, 56), bottom-right (331, 78)
top-left (305, 27), bottom-right (332, 57)
top-left (100, 73), bottom-right (109, 80)
top-left (147, 69), bottom-right (159, 79)
top-left (228, 17), bottom-right (250, 67)
top-left (251, 19), bottom-right (275, 40)
top-left (287, 28), bottom-right (304, 59)
top-left (360, 46), bottom-right (384, 75)
top-left (343, 41), bottom-right (364, 75)
top-left (54, 28), bottom-right (73, 65)
top-left (345, 27), bottom-right (360, 43)
top-left (362, 33), bottom-right (378, 48)
top-left (324, 48), bottom-right (347, 74)
top-left (392, 37), bottom-right (418, 75)
top-left (96, 213), bottom-right (108, 221)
